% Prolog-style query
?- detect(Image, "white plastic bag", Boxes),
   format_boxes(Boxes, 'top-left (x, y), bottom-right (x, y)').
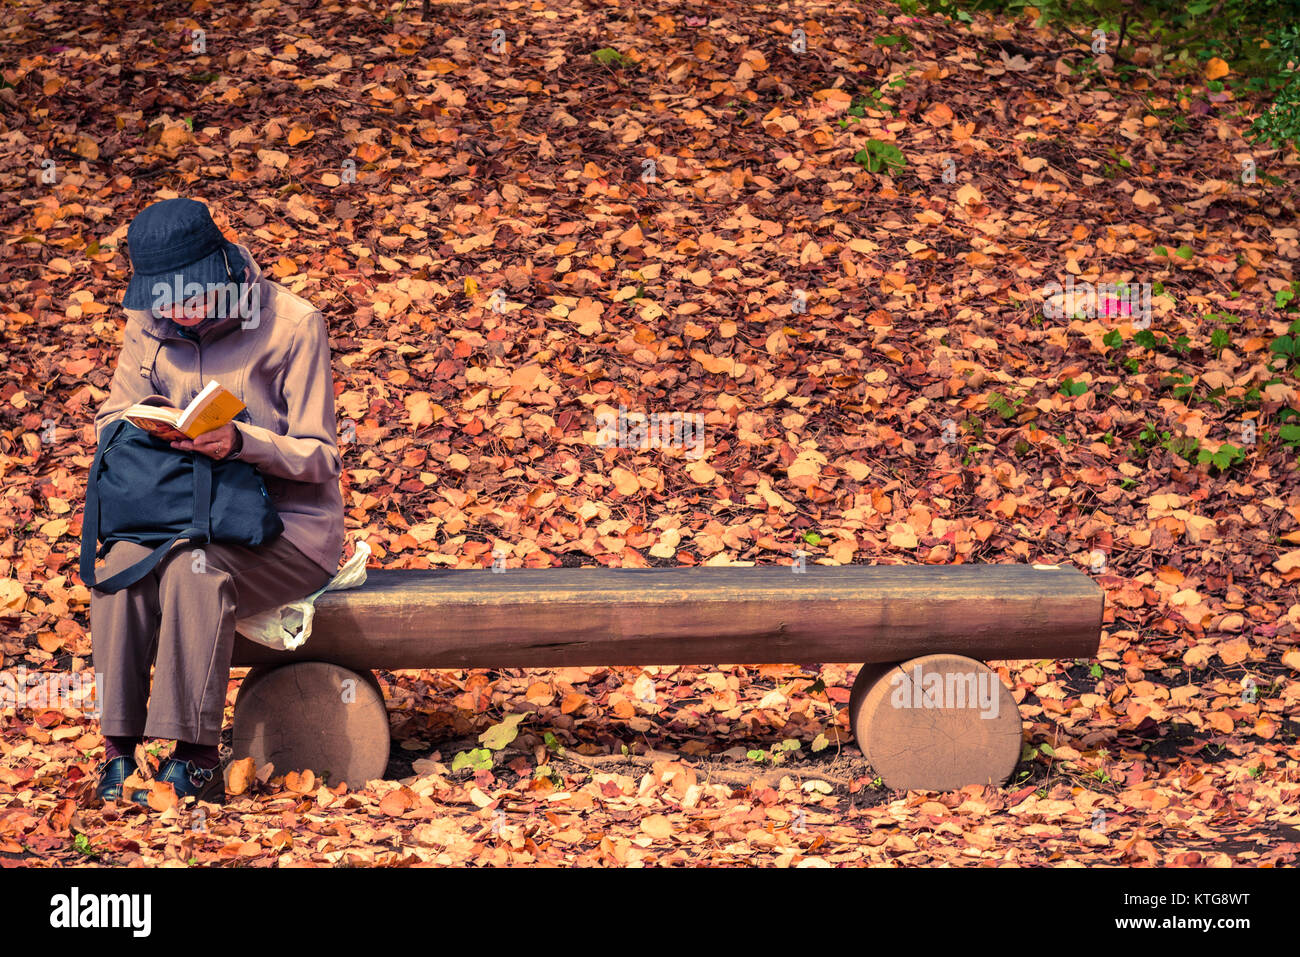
top-left (235, 541), bottom-right (371, 651)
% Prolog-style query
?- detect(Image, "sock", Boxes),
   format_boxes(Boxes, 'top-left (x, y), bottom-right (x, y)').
top-left (104, 735), bottom-right (141, 762)
top-left (172, 741), bottom-right (221, 770)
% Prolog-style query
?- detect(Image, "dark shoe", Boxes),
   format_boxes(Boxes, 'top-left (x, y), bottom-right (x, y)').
top-left (96, 755), bottom-right (140, 802)
top-left (130, 758), bottom-right (224, 807)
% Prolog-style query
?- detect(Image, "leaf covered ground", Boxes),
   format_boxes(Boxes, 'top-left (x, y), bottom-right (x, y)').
top-left (1, 0), bottom-right (1298, 866)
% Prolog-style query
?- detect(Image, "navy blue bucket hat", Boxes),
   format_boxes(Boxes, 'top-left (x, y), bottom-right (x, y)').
top-left (122, 198), bottom-right (243, 313)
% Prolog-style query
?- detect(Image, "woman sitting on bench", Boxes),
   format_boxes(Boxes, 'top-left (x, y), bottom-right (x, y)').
top-left (87, 198), bottom-right (345, 807)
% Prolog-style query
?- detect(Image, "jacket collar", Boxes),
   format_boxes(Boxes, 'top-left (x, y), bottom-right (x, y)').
top-left (127, 242), bottom-right (267, 345)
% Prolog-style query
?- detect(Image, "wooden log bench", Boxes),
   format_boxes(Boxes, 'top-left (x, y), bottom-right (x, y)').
top-left (230, 563), bottom-right (1103, 792)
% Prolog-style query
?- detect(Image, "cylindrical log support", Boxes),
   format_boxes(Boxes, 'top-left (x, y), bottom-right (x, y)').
top-left (848, 654), bottom-right (1022, 791)
top-left (232, 662), bottom-right (389, 789)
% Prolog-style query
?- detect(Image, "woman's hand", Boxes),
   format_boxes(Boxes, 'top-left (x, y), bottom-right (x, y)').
top-left (172, 423), bottom-right (238, 460)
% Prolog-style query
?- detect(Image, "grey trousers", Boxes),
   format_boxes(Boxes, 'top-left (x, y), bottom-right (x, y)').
top-left (89, 535), bottom-right (333, 745)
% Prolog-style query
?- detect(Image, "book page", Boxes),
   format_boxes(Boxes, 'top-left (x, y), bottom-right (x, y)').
top-left (123, 408), bottom-right (187, 441)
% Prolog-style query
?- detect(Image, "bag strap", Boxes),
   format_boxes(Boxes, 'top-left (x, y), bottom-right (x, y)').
top-left (192, 453), bottom-right (213, 542)
top-left (83, 528), bottom-right (205, 593)
top-left (79, 419), bottom-right (118, 590)
top-left (79, 428), bottom-right (215, 594)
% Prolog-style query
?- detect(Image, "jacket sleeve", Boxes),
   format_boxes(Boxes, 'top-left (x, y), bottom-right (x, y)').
top-left (94, 321), bottom-right (170, 443)
top-left (232, 311), bottom-right (341, 483)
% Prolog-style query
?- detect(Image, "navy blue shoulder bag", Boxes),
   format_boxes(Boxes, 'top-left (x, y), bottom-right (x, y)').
top-left (79, 418), bottom-right (284, 593)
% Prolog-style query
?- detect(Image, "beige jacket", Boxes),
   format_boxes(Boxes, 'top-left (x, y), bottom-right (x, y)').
top-left (93, 242), bottom-right (345, 576)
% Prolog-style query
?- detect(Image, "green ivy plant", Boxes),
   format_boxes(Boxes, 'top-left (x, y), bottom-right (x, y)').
top-left (853, 139), bottom-right (907, 174)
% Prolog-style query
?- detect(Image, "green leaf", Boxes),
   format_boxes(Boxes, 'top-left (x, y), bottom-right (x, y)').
top-left (1174, 245), bottom-right (1194, 260)
top-left (479, 711), bottom-right (533, 750)
top-left (452, 748), bottom-right (493, 771)
top-left (591, 47), bottom-right (626, 67)
top-left (811, 733), bottom-right (829, 752)
top-left (854, 139), bottom-right (906, 174)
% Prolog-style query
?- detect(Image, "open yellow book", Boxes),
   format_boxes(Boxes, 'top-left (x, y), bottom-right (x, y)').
top-left (122, 380), bottom-right (245, 441)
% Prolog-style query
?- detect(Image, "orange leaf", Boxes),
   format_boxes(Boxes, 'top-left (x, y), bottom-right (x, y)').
top-left (1272, 549), bottom-right (1300, 573)
top-left (74, 135), bottom-right (100, 160)
top-left (924, 103), bottom-right (954, 126)
top-left (285, 769), bottom-right (315, 793)
top-left (0, 579), bottom-right (27, 616)
top-left (146, 781), bottom-right (178, 812)
top-left (1217, 640), bottom-right (1251, 666)
top-left (405, 392), bottom-right (435, 430)
top-left (379, 788), bottom-right (414, 816)
top-left (641, 814), bottom-right (673, 840)
top-left (611, 467), bottom-right (641, 496)
top-left (1206, 711), bottom-right (1234, 734)
top-left (1156, 566), bottom-right (1184, 585)
top-left (226, 756), bottom-right (256, 795)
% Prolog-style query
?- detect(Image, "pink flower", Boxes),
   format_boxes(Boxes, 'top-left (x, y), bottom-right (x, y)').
top-left (1099, 295), bottom-right (1131, 317)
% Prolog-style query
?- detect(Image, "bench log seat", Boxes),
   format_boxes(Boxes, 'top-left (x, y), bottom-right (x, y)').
top-left (230, 563), bottom-right (1104, 792)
